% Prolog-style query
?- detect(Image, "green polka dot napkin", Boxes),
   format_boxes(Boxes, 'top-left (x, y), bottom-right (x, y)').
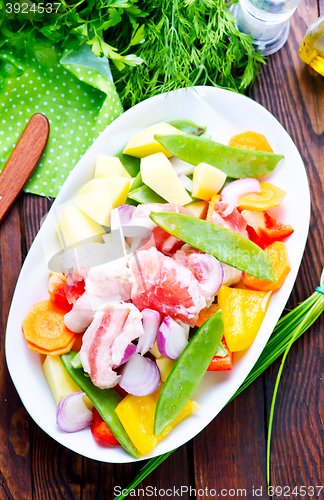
top-left (0, 43), bottom-right (123, 197)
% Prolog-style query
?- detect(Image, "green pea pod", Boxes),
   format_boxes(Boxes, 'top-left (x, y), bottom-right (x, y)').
top-left (150, 212), bottom-right (275, 281)
top-left (115, 148), bottom-right (140, 178)
top-left (60, 351), bottom-right (140, 459)
top-left (154, 134), bottom-right (284, 178)
top-left (154, 310), bottom-right (224, 435)
top-left (165, 118), bottom-right (205, 136)
top-left (128, 185), bottom-right (167, 204)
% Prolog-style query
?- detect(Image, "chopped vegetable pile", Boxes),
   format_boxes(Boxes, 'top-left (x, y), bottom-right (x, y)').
top-left (22, 120), bottom-right (294, 458)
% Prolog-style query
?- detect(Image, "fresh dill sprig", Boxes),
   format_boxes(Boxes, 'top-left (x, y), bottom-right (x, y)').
top-left (113, 270), bottom-right (324, 500)
top-left (109, 0), bottom-right (266, 108)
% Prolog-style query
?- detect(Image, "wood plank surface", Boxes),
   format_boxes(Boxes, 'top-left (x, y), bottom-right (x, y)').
top-left (0, 0), bottom-right (323, 498)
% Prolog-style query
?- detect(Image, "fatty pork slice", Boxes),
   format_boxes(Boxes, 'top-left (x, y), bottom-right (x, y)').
top-left (64, 292), bottom-right (94, 333)
top-left (129, 247), bottom-right (206, 327)
top-left (173, 244), bottom-right (223, 304)
top-left (85, 257), bottom-right (131, 311)
top-left (211, 201), bottom-right (248, 237)
top-left (80, 302), bottom-right (144, 389)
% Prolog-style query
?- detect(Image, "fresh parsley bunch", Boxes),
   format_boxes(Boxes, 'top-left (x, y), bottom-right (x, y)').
top-left (0, 0), bottom-right (265, 107)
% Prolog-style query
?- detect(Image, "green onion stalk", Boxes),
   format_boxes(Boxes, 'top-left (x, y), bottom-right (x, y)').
top-left (114, 269), bottom-right (324, 500)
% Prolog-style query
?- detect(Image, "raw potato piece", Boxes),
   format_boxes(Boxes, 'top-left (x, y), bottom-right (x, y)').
top-left (184, 200), bottom-right (208, 219)
top-left (94, 154), bottom-right (131, 180)
top-left (43, 355), bottom-right (81, 406)
top-left (76, 176), bottom-right (130, 226)
top-left (57, 205), bottom-right (104, 247)
top-left (75, 190), bottom-right (113, 226)
top-left (192, 162), bottom-right (227, 201)
top-left (141, 153), bottom-right (191, 206)
top-left (123, 122), bottom-right (185, 158)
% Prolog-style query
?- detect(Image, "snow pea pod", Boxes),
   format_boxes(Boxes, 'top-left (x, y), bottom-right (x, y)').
top-left (165, 118), bottom-right (205, 136)
top-left (128, 184), bottom-right (166, 204)
top-left (154, 310), bottom-right (224, 435)
top-left (150, 212), bottom-right (275, 281)
top-left (154, 134), bottom-right (284, 178)
top-left (61, 351), bottom-right (140, 459)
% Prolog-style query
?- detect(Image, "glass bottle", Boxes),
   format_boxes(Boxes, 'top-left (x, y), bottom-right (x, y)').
top-left (299, 15), bottom-right (324, 76)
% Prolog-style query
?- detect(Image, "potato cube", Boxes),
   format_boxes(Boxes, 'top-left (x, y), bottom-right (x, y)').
top-left (141, 152), bottom-right (191, 206)
top-left (43, 355), bottom-right (81, 406)
top-left (94, 154), bottom-right (131, 180)
top-left (192, 163), bottom-right (227, 201)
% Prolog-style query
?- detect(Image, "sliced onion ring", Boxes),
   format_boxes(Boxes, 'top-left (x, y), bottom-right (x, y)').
top-left (113, 342), bottom-right (137, 369)
top-left (221, 178), bottom-right (261, 206)
top-left (56, 392), bottom-right (93, 433)
top-left (136, 309), bottom-right (161, 355)
top-left (119, 353), bottom-right (161, 396)
top-left (157, 317), bottom-right (189, 360)
top-left (109, 205), bottom-right (135, 226)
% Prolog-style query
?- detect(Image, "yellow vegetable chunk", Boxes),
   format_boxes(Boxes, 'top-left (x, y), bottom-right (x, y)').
top-left (123, 122), bottom-right (185, 158)
top-left (78, 176), bottom-right (130, 199)
top-left (156, 358), bottom-right (176, 382)
top-left (150, 340), bottom-right (162, 359)
top-left (94, 154), bottom-right (131, 180)
top-left (43, 355), bottom-right (81, 406)
top-left (115, 387), bottom-right (200, 456)
top-left (192, 163), bottom-right (227, 201)
top-left (184, 200), bottom-right (208, 219)
top-left (218, 285), bottom-right (271, 352)
top-left (238, 182), bottom-right (286, 211)
top-left (74, 190), bottom-right (113, 226)
top-left (57, 205), bottom-right (104, 247)
top-left (141, 152), bottom-right (192, 206)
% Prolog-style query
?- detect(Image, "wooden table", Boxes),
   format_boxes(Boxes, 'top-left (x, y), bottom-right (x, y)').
top-left (1, 1), bottom-right (323, 498)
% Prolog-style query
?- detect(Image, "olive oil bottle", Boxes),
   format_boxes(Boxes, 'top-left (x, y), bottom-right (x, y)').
top-left (299, 15), bottom-right (324, 76)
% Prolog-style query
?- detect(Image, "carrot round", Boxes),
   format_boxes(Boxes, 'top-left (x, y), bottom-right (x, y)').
top-left (242, 241), bottom-right (291, 292)
top-left (22, 300), bottom-right (76, 354)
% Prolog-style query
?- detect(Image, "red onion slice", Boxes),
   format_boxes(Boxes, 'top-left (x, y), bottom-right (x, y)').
top-left (157, 317), bottom-right (189, 360)
top-left (221, 178), bottom-right (261, 206)
top-left (119, 353), bottom-right (161, 396)
top-left (136, 309), bottom-right (161, 355)
top-left (113, 342), bottom-right (137, 369)
top-left (56, 392), bottom-right (94, 433)
top-left (109, 205), bottom-right (136, 226)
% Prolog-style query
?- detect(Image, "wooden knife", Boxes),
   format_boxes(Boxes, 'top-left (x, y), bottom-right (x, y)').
top-left (0, 113), bottom-right (50, 224)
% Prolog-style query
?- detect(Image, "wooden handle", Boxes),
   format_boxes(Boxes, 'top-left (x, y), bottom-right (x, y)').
top-left (0, 113), bottom-right (49, 223)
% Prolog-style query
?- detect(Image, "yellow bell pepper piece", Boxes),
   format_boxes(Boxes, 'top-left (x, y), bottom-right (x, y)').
top-left (238, 182), bottom-right (286, 211)
top-left (115, 386), bottom-right (200, 456)
top-left (218, 285), bottom-right (271, 352)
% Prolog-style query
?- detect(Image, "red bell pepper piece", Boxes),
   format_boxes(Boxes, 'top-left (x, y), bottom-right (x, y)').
top-left (64, 279), bottom-right (85, 305)
top-left (48, 278), bottom-right (72, 311)
top-left (243, 210), bottom-right (294, 249)
top-left (91, 408), bottom-right (120, 446)
top-left (207, 337), bottom-right (233, 371)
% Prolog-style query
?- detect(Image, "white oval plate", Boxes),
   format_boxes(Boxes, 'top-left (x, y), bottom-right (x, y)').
top-left (6, 86), bottom-right (310, 463)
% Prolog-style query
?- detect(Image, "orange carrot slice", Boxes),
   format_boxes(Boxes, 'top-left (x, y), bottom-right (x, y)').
top-left (22, 300), bottom-right (76, 353)
top-left (228, 131), bottom-right (273, 152)
top-left (196, 303), bottom-right (219, 327)
top-left (238, 182), bottom-right (286, 211)
top-left (242, 241), bottom-right (291, 292)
